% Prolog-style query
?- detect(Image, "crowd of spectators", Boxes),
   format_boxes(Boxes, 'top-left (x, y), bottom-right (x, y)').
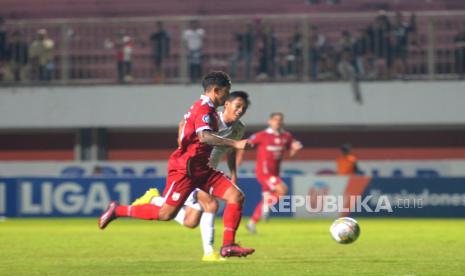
top-left (0, 11), bottom-right (464, 85)
top-left (1, 17), bottom-right (55, 83)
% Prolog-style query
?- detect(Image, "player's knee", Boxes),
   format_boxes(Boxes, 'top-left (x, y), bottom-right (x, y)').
top-left (204, 198), bottom-right (219, 213)
top-left (233, 190), bottom-right (245, 205)
top-left (276, 183), bottom-right (288, 196)
top-left (158, 209), bottom-right (177, 221)
top-left (183, 217), bottom-right (199, 228)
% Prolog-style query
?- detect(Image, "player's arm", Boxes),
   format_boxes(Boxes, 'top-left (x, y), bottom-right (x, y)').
top-left (289, 139), bottom-right (303, 158)
top-left (177, 119), bottom-right (185, 147)
top-left (198, 131), bottom-right (252, 150)
top-left (226, 150), bottom-right (238, 184)
top-left (235, 149), bottom-right (245, 167)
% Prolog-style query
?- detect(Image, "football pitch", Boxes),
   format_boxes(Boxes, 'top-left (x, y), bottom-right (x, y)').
top-left (1, 218), bottom-right (465, 275)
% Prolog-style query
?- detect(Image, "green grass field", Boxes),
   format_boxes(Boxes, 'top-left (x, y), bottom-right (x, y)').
top-left (1, 218), bottom-right (465, 275)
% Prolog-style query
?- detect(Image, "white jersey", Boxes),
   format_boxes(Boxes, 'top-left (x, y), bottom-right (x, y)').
top-left (209, 111), bottom-right (246, 168)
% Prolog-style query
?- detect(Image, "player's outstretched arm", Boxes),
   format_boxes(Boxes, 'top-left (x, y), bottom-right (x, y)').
top-left (198, 131), bottom-right (253, 150)
top-left (289, 140), bottom-right (303, 158)
top-left (227, 150), bottom-right (238, 184)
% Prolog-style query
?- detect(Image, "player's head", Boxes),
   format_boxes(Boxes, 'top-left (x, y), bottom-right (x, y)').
top-left (223, 91), bottom-right (250, 122)
top-left (202, 71), bottom-right (232, 107)
top-left (268, 112), bottom-right (284, 131)
top-left (341, 143), bottom-right (352, 155)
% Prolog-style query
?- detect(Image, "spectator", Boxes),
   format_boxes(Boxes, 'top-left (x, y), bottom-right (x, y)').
top-left (372, 12), bottom-right (392, 79)
top-left (29, 29), bottom-right (54, 82)
top-left (338, 30), bottom-right (356, 56)
top-left (149, 21), bottom-right (170, 83)
top-left (230, 22), bottom-right (255, 81)
top-left (5, 31), bottom-right (29, 82)
top-left (454, 26), bottom-right (465, 78)
top-left (354, 27), bottom-right (378, 80)
top-left (183, 20), bottom-right (205, 83)
top-left (256, 26), bottom-right (278, 80)
top-left (337, 49), bottom-right (356, 80)
top-left (105, 34), bottom-right (134, 83)
top-left (286, 31), bottom-right (303, 78)
top-left (318, 46), bottom-right (337, 80)
top-left (336, 143), bottom-right (361, 175)
top-left (336, 30), bottom-right (357, 77)
top-left (0, 17), bottom-right (7, 81)
top-left (391, 12), bottom-right (416, 79)
top-left (309, 25), bottom-right (327, 80)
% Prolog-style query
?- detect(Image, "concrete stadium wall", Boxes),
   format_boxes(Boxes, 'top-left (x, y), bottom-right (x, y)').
top-left (1, 81), bottom-right (464, 129)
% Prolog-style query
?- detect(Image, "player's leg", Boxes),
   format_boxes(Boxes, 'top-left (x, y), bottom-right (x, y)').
top-left (247, 176), bottom-right (286, 233)
top-left (148, 191), bottom-right (203, 228)
top-left (195, 190), bottom-right (225, 261)
top-left (202, 171), bottom-right (255, 257)
top-left (153, 187), bottom-right (223, 261)
top-left (248, 175), bottom-right (274, 229)
top-left (98, 174), bottom-right (193, 229)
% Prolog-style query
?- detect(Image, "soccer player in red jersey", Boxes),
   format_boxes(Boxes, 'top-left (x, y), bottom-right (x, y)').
top-left (245, 112), bottom-right (303, 234)
top-left (98, 71), bottom-right (255, 257)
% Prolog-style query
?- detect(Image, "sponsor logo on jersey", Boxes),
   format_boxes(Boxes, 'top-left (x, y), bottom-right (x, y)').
top-left (172, 192), bottom-right (180, 201)
top-left (202, 115), bottom-right (210, 124)
top-left (266, 145), bottom-right (283, 151)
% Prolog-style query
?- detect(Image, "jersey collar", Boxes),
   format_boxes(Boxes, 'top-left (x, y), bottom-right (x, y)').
top-left (200, 95), bottom-right (216, 108)
top-left (220, 111), bottom-right (236, 128)
top-left (266, 127), bottom-right (283, 135)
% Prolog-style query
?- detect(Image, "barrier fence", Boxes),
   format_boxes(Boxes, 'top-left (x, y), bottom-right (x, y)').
top-left (2, 11), bottom-right (465, 85)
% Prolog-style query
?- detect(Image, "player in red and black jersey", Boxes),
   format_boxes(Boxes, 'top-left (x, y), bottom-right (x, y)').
top-left (98, 71), bottom-right (255, 257)
top-left (245, 112), bottom-right (302, 234)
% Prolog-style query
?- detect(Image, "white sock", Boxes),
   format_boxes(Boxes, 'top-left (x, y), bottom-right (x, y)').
top-left (150, 196), bottom-right (164, 207)
top-left (173, 207), bottom-right (186, 225)
top-left (200, 212), bottom-right (215, 255)
top-left (262, 192), bottom-right (270, 221)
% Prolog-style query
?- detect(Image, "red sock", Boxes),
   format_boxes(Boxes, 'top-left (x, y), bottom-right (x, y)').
top-left (251, 192), bottom-right (279, 224)
top-left (115, 204), bottom-right (160, 220)
top-left (223, 203), bottom-right (242, 246)
top-left (251, 200), bottom-right (263, 224)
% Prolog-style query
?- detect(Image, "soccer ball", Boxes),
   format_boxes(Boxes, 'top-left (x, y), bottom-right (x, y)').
top-left (329, 217), bottom-right (360, 244)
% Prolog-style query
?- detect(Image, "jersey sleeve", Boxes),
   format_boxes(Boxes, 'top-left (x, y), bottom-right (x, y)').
top-left (248, 131), bottom-right (263, 145)
top-left (194, 106), bottom-right (213, 133)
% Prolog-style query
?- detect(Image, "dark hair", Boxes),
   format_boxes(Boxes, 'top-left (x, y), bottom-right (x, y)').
top-left (227, 91), bottom-right (250, 109)
top-left (269, 112), bottom-right (284, 119)
top-left (202, 71), bottom-right (232, 91)
top-left (341, 143), bottom-right (351, 154)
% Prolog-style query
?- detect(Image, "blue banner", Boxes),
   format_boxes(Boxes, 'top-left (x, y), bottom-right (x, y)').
top-left (358, 178), bottom-right (465, 217)
top-left (0, 177), bottom-right (291, 217)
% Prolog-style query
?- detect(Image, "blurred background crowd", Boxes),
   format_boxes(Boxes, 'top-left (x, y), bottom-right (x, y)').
top-left (0, 0), bottom-right (464, 85)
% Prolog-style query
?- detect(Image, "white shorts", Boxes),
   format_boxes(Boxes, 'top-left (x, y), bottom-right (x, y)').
top-left (184, 188), bottom-right (203, 211)
top-left (152, 188), bottom-right (202, 211)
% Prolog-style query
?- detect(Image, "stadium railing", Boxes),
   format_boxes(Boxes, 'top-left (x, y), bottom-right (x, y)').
top-left (1, 11), bottom-right (465, 85)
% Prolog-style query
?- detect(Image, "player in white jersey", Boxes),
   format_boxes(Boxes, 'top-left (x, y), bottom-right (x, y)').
top-left (132, 91), bottom-right (250, 261)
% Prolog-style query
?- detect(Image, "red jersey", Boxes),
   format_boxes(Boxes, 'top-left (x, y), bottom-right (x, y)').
top-left (168, 95), bottom-right (218, 177)
top-left (249, 128), bottom-right (294, 177)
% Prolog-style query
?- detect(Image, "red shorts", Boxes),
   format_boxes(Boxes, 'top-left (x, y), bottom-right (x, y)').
top-left (257, 174), bottom-right (284, 192)
top-left (163, 169), bottom-right (233, 208)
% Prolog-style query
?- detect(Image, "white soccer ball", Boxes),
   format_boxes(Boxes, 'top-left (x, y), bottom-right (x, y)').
top-left (329, 217), bottom-right (360, 244)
